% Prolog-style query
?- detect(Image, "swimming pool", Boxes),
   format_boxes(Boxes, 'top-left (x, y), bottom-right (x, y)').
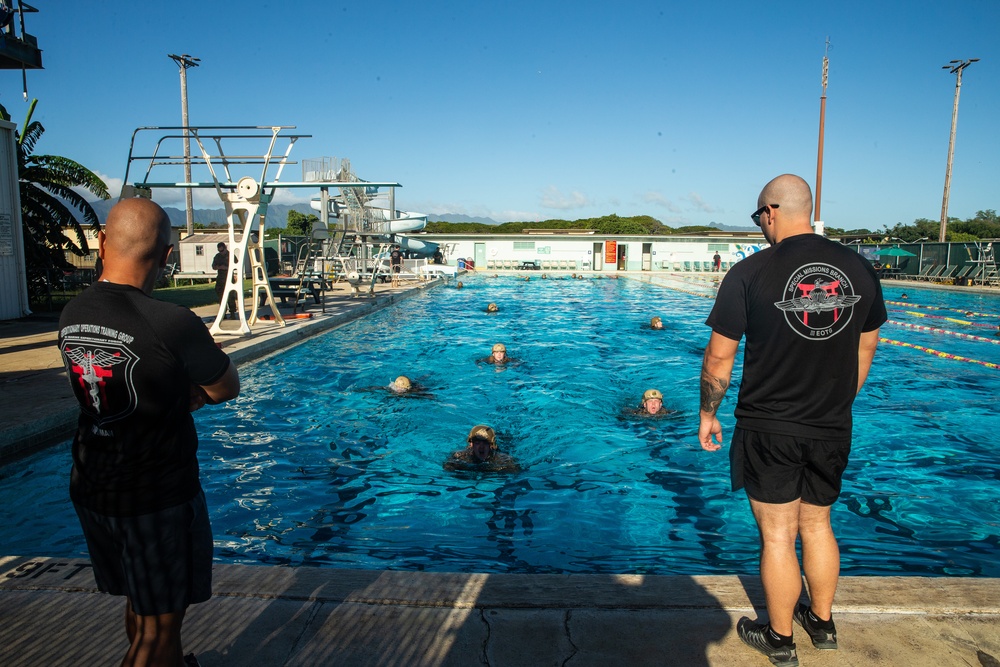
top-left (2, 275), bottom-right (999, 576)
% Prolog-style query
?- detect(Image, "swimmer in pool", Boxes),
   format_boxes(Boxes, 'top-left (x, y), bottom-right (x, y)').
top-left (481, 343), bottom-right (512, 365)
top-left (389, 376), bottom-right (413, 394)
top-left (650, 316), bottom-right (664, 330)
top-left (386, 375), bottom-right (434, 397)
top-left (622, 389), bottom-right (673, 417)
top-left (486, 302), bottom-right (499, 313)
top-left (443, 425), bottom-right (521, 473)
top-left (456, 281), bottom-right (464, 289)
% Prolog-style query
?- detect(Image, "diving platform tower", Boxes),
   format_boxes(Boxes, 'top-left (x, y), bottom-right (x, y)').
top-left (120, 125), bottom-right (401, 335)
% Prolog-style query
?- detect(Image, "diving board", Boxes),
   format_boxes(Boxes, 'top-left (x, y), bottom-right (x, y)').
top-left (120, 125), bottom-right (405, 335)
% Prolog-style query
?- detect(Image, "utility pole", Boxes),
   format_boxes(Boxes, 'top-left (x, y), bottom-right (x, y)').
top-left (168, 53), bottom-right (200, 237)
top-left (814, 38), bottom-right (830, 234)
top-left (938, 58), bottom-right (978, 243)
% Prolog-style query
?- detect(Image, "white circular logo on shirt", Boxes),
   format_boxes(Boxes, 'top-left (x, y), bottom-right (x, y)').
top-left (773, 263), bottom-right (862, 340)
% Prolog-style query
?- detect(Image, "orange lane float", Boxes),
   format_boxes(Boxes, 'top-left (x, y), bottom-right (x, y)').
top-left (259, 313), bottom-right (314, 320)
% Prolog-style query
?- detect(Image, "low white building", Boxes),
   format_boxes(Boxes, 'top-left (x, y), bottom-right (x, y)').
top-left (177, 232), bottom-right (231, 274)
top-left (418, 230), bottom-right (769, 272)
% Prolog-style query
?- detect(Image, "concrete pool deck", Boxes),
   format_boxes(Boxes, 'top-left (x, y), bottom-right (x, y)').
top-left (1, 275), bottom-right (999, 666)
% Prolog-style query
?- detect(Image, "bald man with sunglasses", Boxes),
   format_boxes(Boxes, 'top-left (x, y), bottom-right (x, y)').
top-left (698, 174), bottom-right (886, 667)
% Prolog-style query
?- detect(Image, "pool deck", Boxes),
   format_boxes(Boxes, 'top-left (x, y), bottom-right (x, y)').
top-left (1, 275), bottom-right (999, 666)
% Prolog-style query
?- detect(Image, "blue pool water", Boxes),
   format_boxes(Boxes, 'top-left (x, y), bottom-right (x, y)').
top-left (2, 275), bottom-right (999, 576)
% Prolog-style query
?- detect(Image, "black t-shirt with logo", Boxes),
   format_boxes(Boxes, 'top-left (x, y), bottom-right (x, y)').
top-left (58, 282), bottom-right (231, 516)
top-left (706, 234), bottom-right (887, 440)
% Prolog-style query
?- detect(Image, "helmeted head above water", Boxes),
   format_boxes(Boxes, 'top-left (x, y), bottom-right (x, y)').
top-left (490, 342), bottom-right (508, 363)
top-left (650, 316), bottom-right (664, 329)
top-left (487, 302), bottom-right (499, 313)
top-left (641, 388), bottom-right (663, 415)
top-left (468, 424), bottom-right (496, 445)
top-left (390, 376), bottom-right (412, 393)
top-left (467, 424), bottom-right (497, 462)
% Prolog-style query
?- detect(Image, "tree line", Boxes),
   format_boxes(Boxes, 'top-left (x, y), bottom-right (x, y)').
top-left (825, 210), bottom-right (1000, 243)
top-left (427, 211), bottom-right (1000, 242)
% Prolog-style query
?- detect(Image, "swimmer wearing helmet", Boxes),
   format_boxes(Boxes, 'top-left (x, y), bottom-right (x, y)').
top-left (444, 425), bottom-right (522, 472)
top-left (650, 316), bottom-right (664, 330)
top-left (480, 343), bottom-right (512, 365)
top-left (486, 302), bottom-right (499, 313)
top-left (386, 375), bottom-right (434, 398)
top-left (389, 375), bottom-right (412, 394)
top-left (622, 389), bottom-right (674, 417)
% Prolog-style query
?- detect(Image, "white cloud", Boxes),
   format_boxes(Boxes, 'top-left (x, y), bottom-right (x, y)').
top-left (540, 185), bottom-right (592, 210)
top-left (684, 191), bottom-right (718, 213)
top-left (642, 191), bottom-right (681, 213)
top-left (74, 171), bottom-right (122, 202)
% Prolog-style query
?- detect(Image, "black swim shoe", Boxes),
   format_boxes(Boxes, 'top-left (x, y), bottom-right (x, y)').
top-left (793, 603), bottom-right (838, 649)
top-left (736, 617), bottom-right (799, 667)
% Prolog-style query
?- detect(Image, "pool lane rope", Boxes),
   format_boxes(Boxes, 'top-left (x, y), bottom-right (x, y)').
top-left (888, 309), bottom-right (998, 329)
top-left (885, 300), bottom-right (1000, 319)
top-left (887, 320), bottom-right (1000, 345)
top-left (655, 279), bottom-right (717, 299)
top-left (879, 337), bottom-right (1000, 369)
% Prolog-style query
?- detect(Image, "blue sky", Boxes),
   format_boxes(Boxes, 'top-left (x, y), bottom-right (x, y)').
top-left (4, 1), bottom-right (998, 230)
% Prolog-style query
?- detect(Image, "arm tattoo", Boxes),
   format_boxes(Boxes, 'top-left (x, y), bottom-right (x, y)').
top-left (699, 369), bottom-right (729, 415)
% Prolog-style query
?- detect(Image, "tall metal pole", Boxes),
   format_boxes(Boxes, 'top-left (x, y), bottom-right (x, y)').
top-left (939, 58), bottom-right (978, 243)
top-left (168, 54), bottom-right (200, 237)
top-left (814, 38), bottom-right (830, 229)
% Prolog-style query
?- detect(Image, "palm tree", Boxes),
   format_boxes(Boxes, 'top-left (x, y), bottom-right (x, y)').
top-left (1, 99), bottom-right (110, 299)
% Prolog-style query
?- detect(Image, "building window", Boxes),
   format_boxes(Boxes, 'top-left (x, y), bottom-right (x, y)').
top-left (707, 243), bottom-right (729, 251)
top-left (513, 241), bottom-right (535, 250)
top-left (195, 245), bottom-right (204, 256)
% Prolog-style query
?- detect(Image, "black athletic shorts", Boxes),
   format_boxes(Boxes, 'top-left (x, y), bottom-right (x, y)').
top-left (74, 490), bottom-right (213, 616)
top-left (730, 428), bottom-right (851, 506)
top-left (391, 264), bottom-right (401, 273)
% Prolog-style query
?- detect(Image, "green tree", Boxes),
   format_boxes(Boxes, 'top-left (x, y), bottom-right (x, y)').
top-left (1, 100), bottom-right (110, 298)
top-left (287, 210), bottom-right (319, 236)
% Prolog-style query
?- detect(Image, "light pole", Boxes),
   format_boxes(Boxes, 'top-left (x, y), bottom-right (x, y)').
top-left (814, 38), bottom-right (830, 232)
top-left (168, 53), bottom-right (200, 237)
top-left (938, 58), bottom-right (978, 243)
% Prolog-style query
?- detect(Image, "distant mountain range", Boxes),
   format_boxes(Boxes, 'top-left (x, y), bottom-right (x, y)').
top-left (426, 213), bottom-right (501, 225)
top-left (87, 199), bottom-right (316, 229)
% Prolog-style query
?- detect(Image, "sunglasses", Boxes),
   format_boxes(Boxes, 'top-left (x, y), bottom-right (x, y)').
top-left (750, 204), bottom-right (779, 226)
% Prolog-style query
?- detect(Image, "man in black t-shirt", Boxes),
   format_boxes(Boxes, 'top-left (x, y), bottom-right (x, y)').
top-left (698, 174), bottom-right (885, 666)
top-left (58, 198), bottom-right (240, 667)
top-left (212, 241), bottom-right (238, 318)
top-left (389, 245), bottom-right (403, 287)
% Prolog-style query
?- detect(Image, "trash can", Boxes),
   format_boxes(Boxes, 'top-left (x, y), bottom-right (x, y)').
top-left (457, 258), bottom-right (466, 270)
